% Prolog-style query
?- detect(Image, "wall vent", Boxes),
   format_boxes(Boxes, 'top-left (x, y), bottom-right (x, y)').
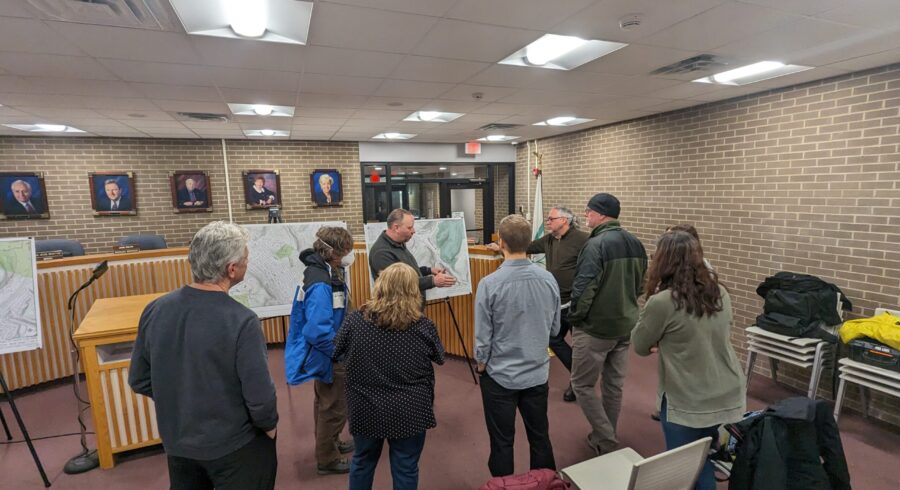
top-left (25, 0), bottom-right (178, 30)
top-left (650, 54), bottom-right (728, 75)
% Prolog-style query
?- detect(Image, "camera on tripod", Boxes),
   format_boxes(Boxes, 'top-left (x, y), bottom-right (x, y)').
top-left (267, 206), bottom-right (282, 223)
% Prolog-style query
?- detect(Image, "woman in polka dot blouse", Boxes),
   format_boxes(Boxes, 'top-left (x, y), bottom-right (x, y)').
top-left (334, 263), bottom-right (446, 490)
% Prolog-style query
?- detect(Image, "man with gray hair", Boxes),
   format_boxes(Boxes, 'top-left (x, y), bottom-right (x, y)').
top-left (3, 179), bottom-right (43, 215)
top-left (130, 221), bottom-right (278, 489)
top-left (488, 206), bottom-right (589, 402)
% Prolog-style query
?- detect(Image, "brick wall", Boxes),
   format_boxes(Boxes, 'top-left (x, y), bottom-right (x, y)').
top-left (517, 63), bottom-right (900, 426)
top-left (0, 138), bottom-right (362, 254)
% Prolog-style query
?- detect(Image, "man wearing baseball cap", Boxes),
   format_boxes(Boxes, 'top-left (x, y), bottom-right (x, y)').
top-left (568, 193), bottom-right (648, 455)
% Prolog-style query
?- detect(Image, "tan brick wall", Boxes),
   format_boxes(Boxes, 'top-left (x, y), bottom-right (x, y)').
top-left (0, 138), bottom-right (362, 254)
top-left (516, 63), bottom-right (900, 426)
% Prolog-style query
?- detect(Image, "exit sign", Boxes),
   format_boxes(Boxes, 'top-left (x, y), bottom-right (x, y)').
top-left (465, 141), bottom-right (481, 155)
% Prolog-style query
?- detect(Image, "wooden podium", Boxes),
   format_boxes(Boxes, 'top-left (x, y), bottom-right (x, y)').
top-left (73, 293), bottom-right (164, 469)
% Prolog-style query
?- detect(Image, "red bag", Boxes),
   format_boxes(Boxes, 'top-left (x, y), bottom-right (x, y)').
top-left (479, 469), bottom-right (569, 490)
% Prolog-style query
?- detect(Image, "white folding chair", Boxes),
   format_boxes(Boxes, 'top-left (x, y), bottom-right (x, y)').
top-left (560, 437), bottom-right (711, 490)
top-left (745, 292), bottom-right (844, 399)
top-left (833, 307), bottom-right (900, 422)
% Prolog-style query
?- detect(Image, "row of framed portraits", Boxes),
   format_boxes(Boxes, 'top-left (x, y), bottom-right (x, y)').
top-left (0, 169), bottom-right (344, 219)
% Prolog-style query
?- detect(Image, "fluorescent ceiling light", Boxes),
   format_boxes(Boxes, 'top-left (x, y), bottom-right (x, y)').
top-left (373, 133), bottom-right (416, 140)
top-left (411, 171), bottom-right (419, 174)
top-left (693, 61), bottom-right (813, 86)
top-left (499, 34), bottom-right (627, 71)
top-left (403, 111), bottom-right (464, 123)
top-left (228, 103), bottom-right (294, 117)
top-left (534, 116), bottom-right (595, 127)
top-left (170, 0), bottom-right (313, 45)
top-left (244, 129), bottom-right (289, 137)
top-left (451, 173), bottom-right (458, 176)
top-left (4, 123), bottom-right (85, 133)
top-left (373, 166), bottom-right (383, 170)
top-left (478, 135), bottom-right (519, 142)
top-left (439, 167), bottom-right (448, 171)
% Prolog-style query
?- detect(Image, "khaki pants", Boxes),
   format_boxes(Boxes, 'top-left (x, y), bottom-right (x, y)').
top-left (314, 362), bottom-right (348, 465)
top-left (570, 329), bottom-right (630, 453)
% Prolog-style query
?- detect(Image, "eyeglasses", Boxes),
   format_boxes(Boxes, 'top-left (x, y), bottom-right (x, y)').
top-left (545, 216), bottom-right (565, 222)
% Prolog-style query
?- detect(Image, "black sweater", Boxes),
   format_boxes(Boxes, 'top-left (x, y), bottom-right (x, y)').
top-left (129, 286), bottom-right (278, 460)
top-left (368, 231), bottom-right (434, 292)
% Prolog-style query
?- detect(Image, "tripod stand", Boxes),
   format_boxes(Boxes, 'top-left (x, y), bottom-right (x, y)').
top-left (1, 370), bottom-right (51, 487)
top-left (425, 297), bottom-right (477, 384)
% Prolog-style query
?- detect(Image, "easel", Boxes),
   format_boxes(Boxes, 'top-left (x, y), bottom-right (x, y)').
top-left (0, 370), bottom-right (51, 487)
top-left (426, 297), bottom-right (478, 384)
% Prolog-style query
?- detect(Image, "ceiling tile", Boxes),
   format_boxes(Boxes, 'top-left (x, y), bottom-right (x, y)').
top-left (11, 107), bottom-right (102, 119)
top-left (99, 59), bottom-right (213, 85)
top-left (216, 89), bottom-right (296, 107)
top-left (390, 56), bottom-right (490, 83)
top-left (96, 109), bottom-right (175, 120)
top-left (348, 110), bottom-right (409, 122)
top-left (816, 0), bottom-right (900, 29)
top-left (713, 17), bottom-right (862, 61)
top-left (444, 0), bottom-right (595, 31)
top-left (300, 74), bottom-right (383, 96)
top-left (439, 84), bottom-right (519, 103)
top-left (417, 99), bottom-right (488, 113)
top-left (498, 90), bottom-right (615, 106)
top-left (738, 0), bottom-right (848, 15)
top-left (0, 17), bottom-right (84, 55)
top-left (294, 107), bottom-right (356, 118)
top-left (296, 93), bottom-right (368, 109)
top-left (2, 77), bottom-right (140, 97)
top-left (554, 0), bottom-right (723, 44)
top-left (190, 36), bottom-right (306, 72)
top-left (307, 3), bottom-right (437, 54)
top-left (319, 0), bottom-right (457, 17)
top-left (130, 83), bottom-right (222, 101)
top-left (412, 19), bottom-right (542, 62)
top-left (47, 21), bottom-right (200, 64)
top-left (0, 53), bottom-right (117, 80)
top-left (825, 48), bottom-right (900, 72)
top-left (207, 67), bottom-right (300, 92)
top-left (639, 2), bottom-right (800, 51)
top-left (361, 96), bottom-right (431, 110)
top-left (374, 79), bottom-right (455, 98)
top-left (151, 100), bottom-right (229, 114)
top-left (578, 44), bottom-right (701, 77)
top-left (303, 46), bottom-right (404, 78)
top-left (794, 30), bottom-right (900, 67)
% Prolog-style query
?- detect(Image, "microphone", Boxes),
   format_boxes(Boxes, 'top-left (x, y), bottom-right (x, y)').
top-left (90, 260), bottom-right (109, 281)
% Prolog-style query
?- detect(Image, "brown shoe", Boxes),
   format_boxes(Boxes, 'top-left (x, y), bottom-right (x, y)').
top-left (336, 439), bottom-right (355, 454)
top-left (317, 458), bottom-right (350, 475)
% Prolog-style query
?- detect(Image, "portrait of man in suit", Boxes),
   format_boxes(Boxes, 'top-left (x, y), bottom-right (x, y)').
top-left (1, 174), bottom-right (49, 219)
top-left (177, 177), bottom-right (207, 208)
top-left (90, 173), bottom-right (136, 215)
top-left (243, 171), bottom-right (281, 209)
top-left (311, 170), bottom-right (343, 206)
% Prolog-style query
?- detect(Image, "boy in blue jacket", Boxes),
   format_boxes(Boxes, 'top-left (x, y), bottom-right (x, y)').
top-left (285, 226), bottom-right (356, 475)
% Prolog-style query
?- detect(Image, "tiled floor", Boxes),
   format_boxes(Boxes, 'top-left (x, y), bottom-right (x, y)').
top-left (3, 346), bottom-right (899, 489)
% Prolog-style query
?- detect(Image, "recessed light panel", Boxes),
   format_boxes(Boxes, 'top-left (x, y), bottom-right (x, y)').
top-left (499, 34), bottom-right (627, 71)
top-left (170, 0), bottom-right (313, 45)
top-left (693, 61), bottom-right (812, 86)
top-left (4, 123), bottom-right (85, 133)
top-left (372, 133), bottom-right (416, 140)
top-left (244, 129), bottom-right (289, 137)
top-left (477, 135), bottom-right (519, 142)
top-left (403, 111), bottom-right (464, 123)
top-left (228, 103), bottom-right (295, 117)
top-left (533, 116), bottom-right (594, 127)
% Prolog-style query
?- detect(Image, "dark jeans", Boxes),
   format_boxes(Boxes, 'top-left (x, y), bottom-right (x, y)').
top-left (479, 373), bottom-right (556, 477)
top-left (167, 431), bottom-right (277, 490)
top-left (659, 396), bottom-right (717, 490)
top-left (349, 432), bottom-right (426, 490)
top-left (549, 308), bottom-right (573, 371)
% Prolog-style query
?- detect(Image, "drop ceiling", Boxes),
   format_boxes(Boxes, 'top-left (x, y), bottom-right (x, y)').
top-left (0, 0), bottom-right (897, 142)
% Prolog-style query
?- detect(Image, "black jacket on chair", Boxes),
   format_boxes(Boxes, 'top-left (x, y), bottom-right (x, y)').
top-left (729, 397), bottom-right (851, 490)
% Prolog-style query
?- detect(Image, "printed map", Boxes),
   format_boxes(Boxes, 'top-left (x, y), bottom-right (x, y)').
top-left (0, 238), bottom-right (42, 354)
top-left (230, 222), bottom-right (345, 318)
top-left (364, 218), bottom-right (471, 301)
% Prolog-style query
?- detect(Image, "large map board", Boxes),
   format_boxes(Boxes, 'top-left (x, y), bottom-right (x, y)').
top-left (364, 218), bottom-right (471, 301)
top-left (230, 222), bottom-right (346, 318)
top-left (0, 237), bottom-right (42, 354)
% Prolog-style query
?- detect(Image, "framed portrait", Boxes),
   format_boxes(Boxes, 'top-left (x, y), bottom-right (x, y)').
top-left (243, 170), bottom-right (281, 209)
top-left (310, 169), bottom-right (343, 207)
top-left (89, 172), bottom-right (137, 216)
top-left (0, 172), bottom-right (50, 219)
top-left (169, 171), bottom-right (213, 213)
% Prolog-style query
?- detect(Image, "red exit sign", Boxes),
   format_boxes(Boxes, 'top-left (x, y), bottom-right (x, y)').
top-left (465, 141), bottom-right (481, 155)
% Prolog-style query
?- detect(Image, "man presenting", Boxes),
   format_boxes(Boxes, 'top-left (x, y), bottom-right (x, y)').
top-left (3, 180), bottom-right (43, 215)
top-left (368, 209), bottom-right (456, 294)
top-left (475, 215), bottom-right (560, 476)
top-left (488, 206), bottom-right (588, 402)
top-left (569, 193), bottom-right (647, 455)
top-left (129, 221), bottom-right (278, 489)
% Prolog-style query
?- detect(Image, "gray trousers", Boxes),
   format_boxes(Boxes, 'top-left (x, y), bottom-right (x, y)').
top-left (570, 329), bottom-right (630, 453)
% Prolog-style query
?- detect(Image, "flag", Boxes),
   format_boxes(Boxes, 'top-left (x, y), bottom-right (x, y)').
top-left (530, 172), bottom-right (545, 266)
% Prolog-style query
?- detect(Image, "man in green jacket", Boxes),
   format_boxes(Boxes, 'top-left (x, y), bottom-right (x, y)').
top-left (569, 193), bottom-right (647, 455)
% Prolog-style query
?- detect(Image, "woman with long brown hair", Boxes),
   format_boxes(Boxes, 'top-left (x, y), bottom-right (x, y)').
top-left (334, 263), bottom-right (445, 490)
top-left (631, 231), bottom-right (745, 490)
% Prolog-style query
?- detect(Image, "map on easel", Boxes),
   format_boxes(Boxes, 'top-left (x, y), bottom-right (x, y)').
top-left (0, 237), bottom-right (42, 354)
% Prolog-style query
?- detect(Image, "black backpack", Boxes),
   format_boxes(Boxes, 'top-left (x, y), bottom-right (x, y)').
top-left (755, 272), bottom-right (851, 340)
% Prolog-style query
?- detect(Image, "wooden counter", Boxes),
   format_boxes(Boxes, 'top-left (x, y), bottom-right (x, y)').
top-left (2, 244), bottom-right (502, 392)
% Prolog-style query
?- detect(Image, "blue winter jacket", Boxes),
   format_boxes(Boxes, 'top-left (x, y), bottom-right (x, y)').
top-left (285, 249), bottom-right (349, 385)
